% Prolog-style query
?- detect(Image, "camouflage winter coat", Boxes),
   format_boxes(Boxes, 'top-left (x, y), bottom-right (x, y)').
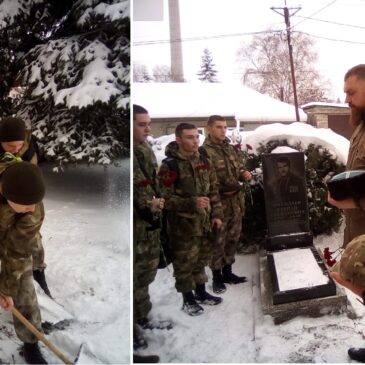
top-left (0, 196), bottom-right (44, 297)
top-left (159, 141), bottom-right (223, 237)
top-left (133, 142), bottom-right (161, 243)
top-left (203, 135), bottom-right (246, 216)
top-left (344, 121), bottom-right (365, 247)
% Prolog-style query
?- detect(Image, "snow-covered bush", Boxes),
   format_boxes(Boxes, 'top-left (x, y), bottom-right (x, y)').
top-left (240, 138), bottom-right (345, 249)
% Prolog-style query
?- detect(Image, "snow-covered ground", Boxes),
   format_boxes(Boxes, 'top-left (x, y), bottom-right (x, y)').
top-left (138, 227), bottom-right (365, 363)
top-left (134, 122), bottom-right (365, 363)
top-left (0, 160), bottom-right (130, 364)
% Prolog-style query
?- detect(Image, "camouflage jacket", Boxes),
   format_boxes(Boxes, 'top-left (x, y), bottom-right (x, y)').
top-left (0, 195), bottom-right (44, 297)
top-left (203, 135), bottom-right (246, 215)
top-left (159, 141), bottom-right (223, 237)
top-left (344, 121), bottom-right (365, 246)
top-left (133, 142), bottom-right (161, 243)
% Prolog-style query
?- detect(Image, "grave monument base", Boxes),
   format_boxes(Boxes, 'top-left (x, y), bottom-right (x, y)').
top-left (259, 249), bottom-right (349, 324)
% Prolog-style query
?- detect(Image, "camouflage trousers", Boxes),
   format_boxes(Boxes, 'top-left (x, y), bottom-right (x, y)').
top-left (2, 259), bottom-right (43, 344)
top-left (171, 234), bottom-right (211, 293)
top-left (32, 233), bottom-right (47, 271)
top-left (210, 212), bottom-right (242, 270)
top-left (133, 230), bottom-right (160, 322)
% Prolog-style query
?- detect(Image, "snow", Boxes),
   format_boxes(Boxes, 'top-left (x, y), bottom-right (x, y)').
top-left (137, 123), bottom-right (363, 362)
top-left (273, 248), bottom-right (329, 291)
top-left (0, 160), bottom-right (130, 363)
top-left (151, 121), bottom-right (350, 166)
top-left (133, 82), bottom-right (308, 122)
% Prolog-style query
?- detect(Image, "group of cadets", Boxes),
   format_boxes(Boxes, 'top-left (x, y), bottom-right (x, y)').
top-left (133, 105), bottom-right (252, 357)
top-left (0, 117), bottom-right (51, 364)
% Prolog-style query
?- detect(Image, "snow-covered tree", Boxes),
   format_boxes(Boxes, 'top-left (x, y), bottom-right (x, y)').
top-left (237, 31), bottom-right (333, 105)
top-left (133, 62), bottom-right (152, 82)
top-left (0, 0), bottom-right (129, 167)
top-left (152, 64), bottom-right (173, 83)
top-left (197, 48), bottom-right (218, 83)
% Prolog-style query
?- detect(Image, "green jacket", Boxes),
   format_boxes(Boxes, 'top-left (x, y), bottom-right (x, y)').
top-left (203, 135), bottom-right (246, 215)
top-left (159, 141), bottom-right (223, 237)
top-left (133, 142), bottom-right (161, 243)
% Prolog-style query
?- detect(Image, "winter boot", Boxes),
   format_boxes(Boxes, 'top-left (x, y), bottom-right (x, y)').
top-left (133, 326), bottom-right (148, 351)
top-left (33, 270), bottom-right (52, 298)
top-left (182, 291), bottom-right (204, 316)
top-left (348, 347), bottom-right (365, 362)
top-left (212, 269), bottom-right (227, 294)
top-left (222, 264), bottom-right (247, 284)
top-left (195, 283), bottom-right (223, 305)
top-left (137, 317), bottom-right (173, 330)
top-left (133, 354), bottom-right (160, 363)
top-left (23, 342), bottom-right (47, 364)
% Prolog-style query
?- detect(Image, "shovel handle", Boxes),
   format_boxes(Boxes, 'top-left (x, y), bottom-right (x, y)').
top-left (12, 307), bottom-right (73, 364)
top-left (0, 292), bottom-right (73, 364)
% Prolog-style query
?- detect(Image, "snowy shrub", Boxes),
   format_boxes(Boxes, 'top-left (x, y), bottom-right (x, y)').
top-left (239, 138), bottom-right (345, 249)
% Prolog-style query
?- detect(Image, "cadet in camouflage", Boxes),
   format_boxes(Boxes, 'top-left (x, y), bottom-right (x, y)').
top-left (203, 115), bottom-right (252, 294)
top-left (0, 161), bottom-right (48, 364)
top-left (0, 117), bottom-right (50, 297)
top-left (159, 123), bottom-right (224, 316)
top-left (133, 105), bottom-right (171, 352)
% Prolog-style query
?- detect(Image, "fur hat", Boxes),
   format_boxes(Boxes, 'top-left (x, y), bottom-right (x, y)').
top-left (0, 117), bottom-right (26, 142)
top-left (2, 162), bottom-right (45, 205)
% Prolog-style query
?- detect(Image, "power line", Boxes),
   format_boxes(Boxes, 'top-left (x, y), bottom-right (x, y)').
top-left (290, 0), bottom-right (337, 30)
top-left (299, 31), bottom-right (365, 44)
top-left (293, 15), bottom-right (365, 30)
top-left (133, 29), bottom-right (283, 46)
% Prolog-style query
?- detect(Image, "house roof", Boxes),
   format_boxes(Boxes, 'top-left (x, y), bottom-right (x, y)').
top-left (133, 82), bottom-right (307, 122)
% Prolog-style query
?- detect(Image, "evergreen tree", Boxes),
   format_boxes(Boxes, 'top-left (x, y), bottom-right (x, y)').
top-left (0, 0), bottom-right (129, 168)
top-left (238, 139), bottom-right (345, 249)
top-left (197, 48), bottom-right (218, 82)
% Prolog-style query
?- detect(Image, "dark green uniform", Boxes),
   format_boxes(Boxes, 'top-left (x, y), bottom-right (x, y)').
top-left (203, 135), bottom-right (246, 269)
top-left (133, 142), bottom-right (160, 321)
top-left (159, 142), bottom-right (223, 293)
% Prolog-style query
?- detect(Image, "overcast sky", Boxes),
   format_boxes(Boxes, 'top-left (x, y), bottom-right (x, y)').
top-left (133, 0), bottom-right (365, 102)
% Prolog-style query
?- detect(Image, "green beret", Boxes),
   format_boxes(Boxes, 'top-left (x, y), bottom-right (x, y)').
top-left (0, 117), bottom-right (26, 142)
top-left (2, 162), bottom-right (45, 205)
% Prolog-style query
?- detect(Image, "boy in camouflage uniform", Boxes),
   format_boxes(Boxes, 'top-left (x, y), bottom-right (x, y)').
top-left (0, 161), bottom-right (47, 364)
top-left (133, 105), bottom-right (171, 353)
top-left (159, 123), bottom-right (224, 316)
top-left (203, 115), bottom-right (252, 294)
top-left (0, 117), bottom-right (51, 297)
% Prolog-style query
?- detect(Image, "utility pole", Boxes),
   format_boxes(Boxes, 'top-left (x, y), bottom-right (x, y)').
top-left (271, 2), bottom-right (301, 121)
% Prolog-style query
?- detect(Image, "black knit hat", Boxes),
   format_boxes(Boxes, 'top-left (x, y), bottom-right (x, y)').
top-left (0, 117), bottom-right (26, 142)
top-left (2, 162), bottom-right (45, 205)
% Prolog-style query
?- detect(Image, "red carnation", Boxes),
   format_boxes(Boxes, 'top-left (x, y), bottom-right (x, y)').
top-left (195, 163), bottom-right (209, 172)
top-left (234, 143), bottom-right (242, 151)
top-left (158, 169), bottom-right (178, 187)
top-left (246, 144), bottom-right (253, 150)
top-left (137, 179), bottom-right (153, 187)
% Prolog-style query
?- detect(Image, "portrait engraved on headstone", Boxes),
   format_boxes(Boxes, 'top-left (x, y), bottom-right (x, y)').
top-left (262, 152), bottom-right (310, 239)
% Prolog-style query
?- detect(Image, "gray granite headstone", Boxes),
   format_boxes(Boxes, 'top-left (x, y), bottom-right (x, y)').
top-left (262, 152), bottom-right (312, 250)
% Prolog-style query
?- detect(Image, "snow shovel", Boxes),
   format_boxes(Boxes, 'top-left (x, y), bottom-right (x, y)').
top-left (0, 292), bottom-right (83, 364)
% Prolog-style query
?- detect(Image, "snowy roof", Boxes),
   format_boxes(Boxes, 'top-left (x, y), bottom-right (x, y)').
top-left (133, 82), bottom-right (307, 122)
top-left (301, 102), bottom-right (349, 109)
